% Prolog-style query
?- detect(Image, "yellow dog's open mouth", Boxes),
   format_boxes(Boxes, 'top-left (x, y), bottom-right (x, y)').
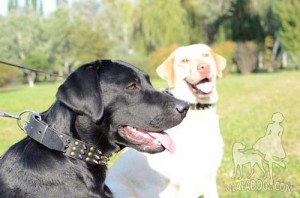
top-left (118, 126), bottom-right (176, 153)
top-left (188, 78), bottom-right (214, 95)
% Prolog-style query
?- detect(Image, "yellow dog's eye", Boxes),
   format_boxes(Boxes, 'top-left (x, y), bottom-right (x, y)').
top-left (181, 58), bottom-right (189, 63)
top-left (202, 53), bottom-right (209, 57)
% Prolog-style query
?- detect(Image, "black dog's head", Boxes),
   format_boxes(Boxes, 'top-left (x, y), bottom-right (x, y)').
top-left (56, 60), bottom-right (188, 154)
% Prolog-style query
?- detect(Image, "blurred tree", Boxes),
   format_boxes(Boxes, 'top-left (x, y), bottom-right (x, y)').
top-left (97, 0), bottom-right (139, 56)
top-left (67, 21), bottom-right (109, 65)
top-left (57, 0), bottom-right (68, 6)
top-left (149, 44), bottom-right (179, 77)
top-left (181, 0), bottom-right (233, 44)
top-left (254, 0), bottom-right (278, 36)
top-left (22, 51), bottom-right (50, 71)
top-left (0, 1), bottom-right (109, 87)
top-left (72, 0), bottom-right (101, 27)
top-left (8, 0), bottom-right (43, 16)
top-left (2, 0), bottom-right (297, 82)
top-left (135, 0), bottom-right (189, 53)
top-left (0, 65), bottom-right (19, 87)
top-left (43, 5), bottom-right (109, 75)
top-left (213, 0), bottom-right (265, 74)
top-left (228, 0), bottom-right (264, 42)
top-left (212, 41), bottom-right (237, 74)
top-left (25, 0), bottom-right (37, 11)
top-left (22, 51), bottom-right (50, 86)
top-left (25, 0), bottom-right (43, 16)
top-left (8, 0), bottom-right (18, 13)
top-left (0, 12), bottom-right (44, 86)
top-left (273, 0), bottom-right (300, 68)
top-left (234, 41), bottom-right (259, 74)
top-left (42, 7), bottom-right (75, 75)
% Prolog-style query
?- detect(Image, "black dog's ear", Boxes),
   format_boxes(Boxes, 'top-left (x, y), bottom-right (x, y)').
top-left (56, 60), bottom-right (111, 123)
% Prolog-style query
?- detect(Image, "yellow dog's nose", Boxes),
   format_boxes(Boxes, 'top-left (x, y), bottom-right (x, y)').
top-left (197, 63), bottom-right (210, 76)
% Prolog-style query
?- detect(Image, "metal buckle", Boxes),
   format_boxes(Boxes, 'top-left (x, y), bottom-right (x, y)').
top-left (17, 110), bottom-right (41, 131)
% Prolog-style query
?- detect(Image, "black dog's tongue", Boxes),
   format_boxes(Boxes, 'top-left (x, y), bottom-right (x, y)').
top-left (148, 131), bottom-right (176, 154)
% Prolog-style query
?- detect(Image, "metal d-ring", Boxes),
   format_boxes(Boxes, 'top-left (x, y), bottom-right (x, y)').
top-left (17, 110), bottom-right (41, 131)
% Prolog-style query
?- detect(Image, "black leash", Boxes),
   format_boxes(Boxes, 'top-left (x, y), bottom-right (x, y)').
top-left (0, 60), bottom-right (65, 78)
top-left (0, 110), bottom-right (111, 166)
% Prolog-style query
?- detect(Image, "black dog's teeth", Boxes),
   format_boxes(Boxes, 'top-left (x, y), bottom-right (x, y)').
top-left (153, 139), bottom-right (159, 144)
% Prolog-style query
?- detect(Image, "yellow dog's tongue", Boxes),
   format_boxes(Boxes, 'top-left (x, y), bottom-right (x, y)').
top-left (196, 81), bottom-right (214, 93)
top-left (149, 131), bottom-right (176, 154)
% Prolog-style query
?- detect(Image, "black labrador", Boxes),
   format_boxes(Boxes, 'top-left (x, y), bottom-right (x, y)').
top-left (0, 60), bottom-right (188, 198)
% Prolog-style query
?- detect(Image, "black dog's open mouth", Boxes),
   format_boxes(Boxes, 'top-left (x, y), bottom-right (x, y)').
top-left (188, 78), bottom-right (214, 95)
top-left (118, 126), bottom-right (175, 153)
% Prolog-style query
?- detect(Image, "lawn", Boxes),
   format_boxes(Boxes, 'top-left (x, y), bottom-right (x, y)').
top-left (0, 71), bottom-right (299, 197)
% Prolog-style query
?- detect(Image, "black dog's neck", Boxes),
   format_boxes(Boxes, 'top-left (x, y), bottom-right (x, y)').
top-left (23, 101), bottom-right (114, 197)
top-left (42, 102), bottom-right (74, 136)
top-left (41, 101), bottom-right (114, 155)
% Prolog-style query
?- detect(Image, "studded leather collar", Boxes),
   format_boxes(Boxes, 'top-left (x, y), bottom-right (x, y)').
top-left (23, 114), bottom-right (111, 166)
top-left (189, 103), bottom-right (215, 110)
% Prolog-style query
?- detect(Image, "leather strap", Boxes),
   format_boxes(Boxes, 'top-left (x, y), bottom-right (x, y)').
top-left (189, 103), bottom-right (215, 110)
top-left (24, 114), bottom-right (111, 166)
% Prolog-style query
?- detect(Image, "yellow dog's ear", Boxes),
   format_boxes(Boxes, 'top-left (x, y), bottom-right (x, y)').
top-left (212, 52), bottom-right (226, 78)
top-left (156, 53), bottom-right (176, 88)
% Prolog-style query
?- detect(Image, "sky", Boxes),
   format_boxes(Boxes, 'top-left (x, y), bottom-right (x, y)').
top-left (0, 0), bottom-right (61, 16)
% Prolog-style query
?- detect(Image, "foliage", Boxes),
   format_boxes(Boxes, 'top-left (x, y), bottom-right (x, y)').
top-left (0, 3), bottom-right (109, 78)
top-left (0, 65), bottom-right (19, 87)
top-left (136, 0), bottom-right (189, 53)
top-left (230, 0), bottom-right (264, 42)
top-left (42, 7), bottom-right (103, 74)
top-left (96, 0), bottom-right (136, 56)
top-left (215, 0), bottom-right (265, 43)
top-left (212, 41), bottom-right (237, 75)
top-left (0, 0), bottom-right (299, 85)
top-left (22, 52), bottom-right (50, 71)
top-left (149, 44), bottom-right (180, 77)
top-left (273, 0), bottom-right (300, 58)
top-left (181, 0), bottom-right (234, 43)
top-left (0, 13), bottom-right (43, 62)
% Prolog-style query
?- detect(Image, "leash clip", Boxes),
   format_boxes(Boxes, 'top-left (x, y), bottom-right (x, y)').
top-left (0, 112), bottom-right (20, 120)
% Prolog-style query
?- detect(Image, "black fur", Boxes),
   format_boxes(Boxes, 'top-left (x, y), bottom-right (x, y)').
top-left (0, 60), bottom-right (187, 198)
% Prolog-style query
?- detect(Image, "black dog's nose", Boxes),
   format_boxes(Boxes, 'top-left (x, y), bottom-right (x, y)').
top-left (176, 101), bottom-right (189, 114)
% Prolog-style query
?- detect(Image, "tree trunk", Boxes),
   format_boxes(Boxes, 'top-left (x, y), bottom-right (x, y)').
top-left (24, 71), bottom-right (35, 88)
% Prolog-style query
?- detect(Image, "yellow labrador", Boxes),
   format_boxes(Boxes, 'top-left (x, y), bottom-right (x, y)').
top-left (106, 44), bottom-right (226, 198)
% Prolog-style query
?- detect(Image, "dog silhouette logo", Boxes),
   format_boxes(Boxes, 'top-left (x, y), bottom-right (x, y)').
top-left (231, 142), bottom-right (266, 179)
top-left (231, 112), bottom-right (286, 185)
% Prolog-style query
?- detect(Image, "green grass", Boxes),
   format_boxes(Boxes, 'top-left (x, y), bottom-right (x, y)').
top-left (217, 71), bottom-right (300, 197)
top-left (0, 72), bottom-right (299, 197)
top-left (0, 82), bottom-right (61, 154)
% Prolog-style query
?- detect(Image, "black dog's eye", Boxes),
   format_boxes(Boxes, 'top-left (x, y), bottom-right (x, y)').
top-left (127, 83), bottom-right (137, 90)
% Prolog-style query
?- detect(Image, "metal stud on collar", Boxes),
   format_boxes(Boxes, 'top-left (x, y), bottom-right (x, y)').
top-left (62, 137), bottom-right (111, 166)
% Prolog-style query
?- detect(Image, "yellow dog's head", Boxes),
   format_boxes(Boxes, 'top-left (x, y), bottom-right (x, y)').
top-left (157, 44), bottom-right (226, 104)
